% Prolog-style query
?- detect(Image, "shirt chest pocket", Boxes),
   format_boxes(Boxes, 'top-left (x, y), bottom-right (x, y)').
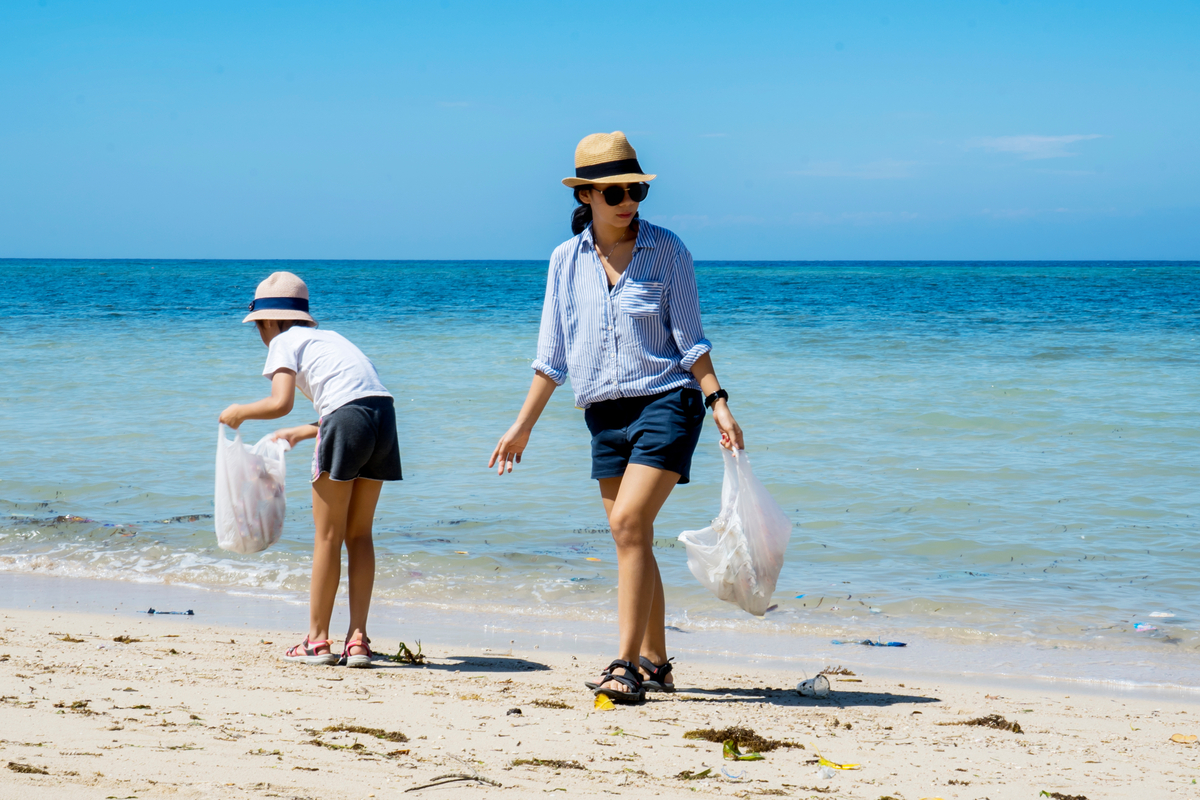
top-left (620, 281), bottom-right (664, 317)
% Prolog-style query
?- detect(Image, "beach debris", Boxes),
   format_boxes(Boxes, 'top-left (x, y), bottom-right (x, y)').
top-left (684, 726), bottom-right (803, 752)
top-left (112, 635), bottom-right (140, 644)
top-left (1133, 622), bottom-right (1157, 631)
top-left (405, 772), bottom-right (501, 792)
top-left (1149, 611), bottom-right (1175, 618)
top-left (293, 766), bottom-right (319, 771)
top-left (721, 766), bottom-right (748, 779)
top-left (939, 714), bottom-right (1023, 734)
top-left (607, 727), bottom-right (645, 738)
top-left (389, 640), bottom-right (426, 665)
top-left (593, 695), bottom-right (615, 711)
top-left (145, 608), bottom-right (194, 615)
top-left (723, 740), bottom-right (764, 761)
top-left (506, 707), bottom-right (523, 715)
top-left (385, 749), bottom-right (410, 757)
top-left (6, 762), bottom-right (48, 775)
top-left (248, 748), bottom-right (282, 757)
top-left (306, 738), bottom-right (366, 752)
top-left (323, 724), bottom-right (408, 742)
top-left (811, 744), bottom-right (860, 770)
top-left (674, 768), bottom-right (712, 780)
top-left (795, 594), bottom-right (806, 599)
top-left (1170, 733), bottom-right (1198, 745)
top-left (512, 758), bottom-right (586, 770)
top-left (1039, 793), bottom-right (1089, 800)
top-left (532, 699), bottom-right (572, 710)
top-left (586, 557), bottom-right (601, 562)
top-left (819, 765), bottom-right (836, 779)
top-left (58, 634), bottom-right (83, 643)
top-left (454, 550), bottom-right (468, 555)
top-left (798, 675), bottom-right (831, 697)
top-left (832, 639), bottom-right (906, 647)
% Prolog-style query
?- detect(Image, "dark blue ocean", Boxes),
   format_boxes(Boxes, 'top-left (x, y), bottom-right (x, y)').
top-left (3, 260), bottom-right (1199, 686)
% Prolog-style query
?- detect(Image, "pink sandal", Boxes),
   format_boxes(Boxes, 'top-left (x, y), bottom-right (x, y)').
top-left (285, 637), bottom-right (337, 666)
top-left (340, 637), bottom-right (374, 669)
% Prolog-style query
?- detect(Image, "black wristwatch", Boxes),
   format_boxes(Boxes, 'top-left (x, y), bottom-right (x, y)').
top-left (704, 389), bottom-right (729, 409)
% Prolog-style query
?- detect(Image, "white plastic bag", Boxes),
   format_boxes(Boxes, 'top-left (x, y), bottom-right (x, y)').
top-left (678, 447), bottom-right (793, 616)
top-left (214, 424), bottom-right (290, 554)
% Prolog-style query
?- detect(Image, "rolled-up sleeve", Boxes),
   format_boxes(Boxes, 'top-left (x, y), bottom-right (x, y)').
top-left (531, 258), bottom-right (568, 384)
top-left (664, 246), bottom-right (712, 370)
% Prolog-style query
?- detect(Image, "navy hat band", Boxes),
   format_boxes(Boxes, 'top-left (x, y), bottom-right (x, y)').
top-left (249, 297), bottom-right (310, 312)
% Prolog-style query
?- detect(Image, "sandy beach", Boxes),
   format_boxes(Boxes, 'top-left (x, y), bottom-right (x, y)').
top-left (1, 607), bottom-right (1197, 800)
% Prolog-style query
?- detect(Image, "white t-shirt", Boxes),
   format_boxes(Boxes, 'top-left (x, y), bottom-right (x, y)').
top-left (262, 327), bottom-right (392, 419)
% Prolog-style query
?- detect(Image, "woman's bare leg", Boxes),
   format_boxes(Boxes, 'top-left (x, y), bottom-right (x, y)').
top-left (344, 478), bottom-right (382, 656)
top-left (309, 474), bottom-right (355, 650)
top-left (596, 463), bottom-right (680, 691)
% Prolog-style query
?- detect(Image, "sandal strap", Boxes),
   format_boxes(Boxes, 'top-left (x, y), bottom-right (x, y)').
top-left (601, 659), bottom-right (643, 692)
top-left (288, 638), bottom-right (331, 657)
top-left (639, 656), bottom-right (673, 682)
top-left (342, 638), bottom-right (373, 658)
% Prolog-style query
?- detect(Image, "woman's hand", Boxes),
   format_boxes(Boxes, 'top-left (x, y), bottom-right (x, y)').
top-left (489, 422), bottom-right (532, 475)
top-left (218, 404), bottom-right (245, 429)
top-left (711, 400), bottom-right (744, 450)
top-left (271, 425), bottom-right (318, 449)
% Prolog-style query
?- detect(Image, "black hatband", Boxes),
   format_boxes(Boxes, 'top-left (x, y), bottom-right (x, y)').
top-left (575, 158), bottom-right (645, 181)
top-left (248, 297), bottom-right (310, 312)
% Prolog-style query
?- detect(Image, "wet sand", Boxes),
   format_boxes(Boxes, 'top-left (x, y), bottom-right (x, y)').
top-left (2, 607), bottom-right (1199, 799)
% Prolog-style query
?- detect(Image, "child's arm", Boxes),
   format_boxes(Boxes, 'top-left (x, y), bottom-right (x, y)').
top-left (271, 424), bottom-right (319, 449)
top-left (219, 370), bottom-right (297, 429)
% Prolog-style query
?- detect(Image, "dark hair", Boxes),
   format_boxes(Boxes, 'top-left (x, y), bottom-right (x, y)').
top-left (570, 186), bottom-right (640, 236)
top-left (255, 319), bottom-right (315, 333)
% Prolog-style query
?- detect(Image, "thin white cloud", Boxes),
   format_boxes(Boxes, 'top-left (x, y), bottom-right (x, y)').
top-left (972, 134), bottom-right (1103, 160)
top-left (790, 160), bottom-right (918, 179)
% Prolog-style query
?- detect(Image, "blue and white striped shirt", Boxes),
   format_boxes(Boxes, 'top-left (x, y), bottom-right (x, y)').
top-left (532, 220), bottom-right (712, 408)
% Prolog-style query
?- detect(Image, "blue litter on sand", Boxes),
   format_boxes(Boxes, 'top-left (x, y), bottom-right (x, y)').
top-left (832, 639), bottom-right (907, 647)
top-left (146, 608), bottom-right (195, 615)
top-left (795, 594), bottom-right (806, 599)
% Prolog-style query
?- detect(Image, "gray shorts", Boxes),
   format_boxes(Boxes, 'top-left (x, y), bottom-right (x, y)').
top-left (311, 396), bottom-right (402, 483)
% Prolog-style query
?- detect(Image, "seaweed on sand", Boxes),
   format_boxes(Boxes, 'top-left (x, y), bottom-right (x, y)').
top-left (322, 724), bottom-right (408, 743)
top-left (512, 758), bottom-right (586, 770)
top-left (939, 714), bottom-right (1023, 734)
top-left (683, 726), bottom-right (804, 753)
top-left (389, 641), bottom-right (426, 665)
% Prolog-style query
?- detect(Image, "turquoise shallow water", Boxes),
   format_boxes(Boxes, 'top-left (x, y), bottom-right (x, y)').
top-left (2, 260), bottom-right (1198, 684)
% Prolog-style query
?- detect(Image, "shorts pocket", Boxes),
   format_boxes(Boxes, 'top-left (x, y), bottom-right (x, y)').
top-left (621, 281), bottom-right (664, 317)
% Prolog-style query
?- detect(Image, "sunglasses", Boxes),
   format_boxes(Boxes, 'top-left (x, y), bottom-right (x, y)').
top-left (589, 183), bottom-right (650, 206)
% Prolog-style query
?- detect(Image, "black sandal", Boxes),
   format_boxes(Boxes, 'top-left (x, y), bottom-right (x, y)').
top-left (640, 656), bottom-right (676, 693)
top-left (588, 659), bottom-right (645, 704)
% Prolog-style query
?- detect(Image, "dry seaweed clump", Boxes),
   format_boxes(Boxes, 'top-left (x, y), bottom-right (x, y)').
top-left (683, 726), bottom-right (804, 753)
top-left (322, 724), bottom-right (408, 743)
top-left (940, 714), bottom-right (1023, 734)
top-left (1039, 793), bottom-right (1089, 800)
top-left (512, 758), bottom-right (586, 770)
top-left (821, 665), bottom-right (856, 675)
top-left (532, 699), bottom-right (572, 709)
top-left (389, 641), bottom-right (426, 665)
top-left (7, 762), bottom-right (49, 775)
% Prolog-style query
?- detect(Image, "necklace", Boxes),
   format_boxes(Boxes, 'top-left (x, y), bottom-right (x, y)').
top-left (597, 228), bottom-right (628, 262)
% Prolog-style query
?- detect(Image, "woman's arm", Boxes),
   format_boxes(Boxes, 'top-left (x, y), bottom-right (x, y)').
top-left (218, 370), bottom-right (297, 429)
top-left (488, 371), bottom-right (558, 475)
top-left (690, 353), bottom-right (744, 450)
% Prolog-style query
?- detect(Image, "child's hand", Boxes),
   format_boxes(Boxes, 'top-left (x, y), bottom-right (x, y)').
top-left (271, 425), bottom-right (318, 449)
top-left (218, 404), bottom-right (245, 429)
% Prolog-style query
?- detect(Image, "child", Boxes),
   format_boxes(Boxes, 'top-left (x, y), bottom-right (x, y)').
top-left (219, 271), bottom-right (401, 667)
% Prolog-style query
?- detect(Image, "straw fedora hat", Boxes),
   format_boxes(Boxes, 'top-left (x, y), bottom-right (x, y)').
top-left (242, 271), bottom-right (318, 325)
top-left (562, 131), bottom-right (657, 188)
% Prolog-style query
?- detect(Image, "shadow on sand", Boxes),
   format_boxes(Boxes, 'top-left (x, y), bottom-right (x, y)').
top-left (671, 687), bottom-right (940, 708)
top-left (370, 655), bottom-right (552, 673)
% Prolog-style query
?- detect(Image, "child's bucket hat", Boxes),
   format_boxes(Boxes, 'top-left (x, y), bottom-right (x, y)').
top-left (562, 131), bottom-right (657, 188)
top-left (242, 271), bottom-right (318, 326)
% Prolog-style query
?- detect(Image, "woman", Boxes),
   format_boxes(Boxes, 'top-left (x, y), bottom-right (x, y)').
top-left (489, 131), bottom-right (744, 703)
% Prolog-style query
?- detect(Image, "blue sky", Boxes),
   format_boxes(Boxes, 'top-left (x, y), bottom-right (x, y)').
top-left (1, 1), bottom-right (1197, 260)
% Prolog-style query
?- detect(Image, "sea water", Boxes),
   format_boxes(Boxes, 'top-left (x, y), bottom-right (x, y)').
top-left (2, 260), bottom-right (1198, 686)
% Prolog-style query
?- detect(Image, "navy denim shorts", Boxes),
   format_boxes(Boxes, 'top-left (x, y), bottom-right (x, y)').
top-left (583, 387), bottom-right (706, 484)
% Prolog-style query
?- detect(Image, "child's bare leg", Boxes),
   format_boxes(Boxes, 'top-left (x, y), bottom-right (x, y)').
top-left (344, 478), bottom-right (382, 655)
top-left (309, 473), bottom-right (354, 651)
